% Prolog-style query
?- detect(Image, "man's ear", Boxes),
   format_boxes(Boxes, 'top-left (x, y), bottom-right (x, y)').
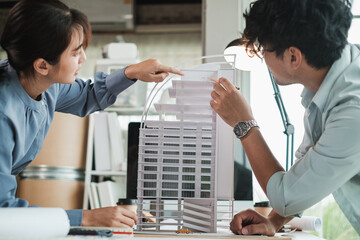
top-left (33, 58), bottom-right (51, 76)
top-left (287, 46), bottom-right (302, 70)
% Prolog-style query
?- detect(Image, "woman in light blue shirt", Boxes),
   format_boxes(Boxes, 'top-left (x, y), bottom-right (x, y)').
top-left (211, 0), bottom-right (360, 236)
top-left (0, 0), bottom-right (181, 227)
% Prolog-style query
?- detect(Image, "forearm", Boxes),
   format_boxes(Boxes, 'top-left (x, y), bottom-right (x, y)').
top-left (240, 127), bottom-right (284, 194)
top-left (55, 69), bottom-right (135, 115)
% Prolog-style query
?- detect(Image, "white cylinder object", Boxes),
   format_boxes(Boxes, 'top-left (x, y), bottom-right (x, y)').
top-left (0, 208), bottom-right (70, 238)
top-left (287, 216), bottom-right (322, 232)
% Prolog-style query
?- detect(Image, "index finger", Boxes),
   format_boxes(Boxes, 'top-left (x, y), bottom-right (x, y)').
top-left (158, 64), bottom-right (184, 76)
top-left (219, 77), bottom-right (236, 91)
top-left (230, 214), bottom-right (244, 235)
top-left (150, 72), bottom-right (169, 82)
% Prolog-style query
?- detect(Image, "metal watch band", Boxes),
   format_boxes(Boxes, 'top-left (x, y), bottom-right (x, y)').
top-left (246, 119), bottom-right (258, 129)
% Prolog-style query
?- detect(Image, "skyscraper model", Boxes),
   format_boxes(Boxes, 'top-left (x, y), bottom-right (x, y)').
top-left (137, 56), bottom-right (236, 233)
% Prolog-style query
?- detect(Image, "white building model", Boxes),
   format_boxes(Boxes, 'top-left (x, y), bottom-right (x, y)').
top-left (137, 59), bottom-right (235, 233)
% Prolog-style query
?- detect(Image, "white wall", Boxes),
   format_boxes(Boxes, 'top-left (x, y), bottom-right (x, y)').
top-left (203, 0), bottom-right (244, 56)
top-left (78, 32), bottom-right (202, 79)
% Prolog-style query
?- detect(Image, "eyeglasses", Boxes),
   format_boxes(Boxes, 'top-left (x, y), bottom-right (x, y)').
top-left (246, 40), bottom-right (273, 60)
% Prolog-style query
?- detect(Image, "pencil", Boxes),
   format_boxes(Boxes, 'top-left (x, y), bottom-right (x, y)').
top-left (209, 77), bottom-right (240, 90)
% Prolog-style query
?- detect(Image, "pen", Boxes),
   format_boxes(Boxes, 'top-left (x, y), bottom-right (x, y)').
top-left (209, 77), bottom-right (240, 90)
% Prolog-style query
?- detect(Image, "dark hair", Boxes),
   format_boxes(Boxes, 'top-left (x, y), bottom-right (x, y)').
top-left (0, 0), bottom-right (91, 77)
top-left (243, 0), bottom-right (352, 69)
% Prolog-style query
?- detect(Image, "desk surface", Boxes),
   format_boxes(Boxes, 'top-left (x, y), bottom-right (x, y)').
top-left (11, 231), bottom-right (322, 240)
top-left (133, 231), bottom-right (324, 240)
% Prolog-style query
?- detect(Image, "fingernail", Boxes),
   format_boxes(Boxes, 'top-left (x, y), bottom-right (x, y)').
top-left (242, 228), bottom-right (248, 234)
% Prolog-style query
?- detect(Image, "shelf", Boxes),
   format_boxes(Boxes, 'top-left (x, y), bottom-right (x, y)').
top-left (88, 170), bottom-right (127, 176)
top-left (83, 107), bottom-right (147, 209)
top-left (135, 23), bottom-right (201, 33)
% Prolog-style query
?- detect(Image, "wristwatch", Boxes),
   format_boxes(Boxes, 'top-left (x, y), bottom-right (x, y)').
top-left (233, 120), bottom-right (259, 139)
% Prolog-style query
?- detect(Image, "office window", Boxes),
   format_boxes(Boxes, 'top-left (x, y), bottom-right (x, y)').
top-left (348, 0), bottom-right (360, 44)
top-left (250, 68), bottom-right (304, 169)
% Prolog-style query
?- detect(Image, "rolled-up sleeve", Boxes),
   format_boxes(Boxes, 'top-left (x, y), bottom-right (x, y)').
top-left (66, 209), bottom-right (83, 226)
top-left (55, 68), bottom-right (135, 116)
top-left (267, 104), bottom-right (360, 217)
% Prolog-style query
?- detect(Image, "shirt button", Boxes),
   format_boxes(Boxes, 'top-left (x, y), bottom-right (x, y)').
top-left (41, 101), bottom-right (44, 106)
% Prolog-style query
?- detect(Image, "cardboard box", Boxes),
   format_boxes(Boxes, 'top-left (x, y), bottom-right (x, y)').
top-left (31, 112), bottom-right (88, 168)
top-left (17, 178), bottom-right (84, 209)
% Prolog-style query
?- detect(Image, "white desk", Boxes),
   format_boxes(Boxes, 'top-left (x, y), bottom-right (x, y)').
top-left (133, 231), bottom-right (324, 240)
top-left (11, 231), bottom-right (321, 240)
top-left (283, 231), bottom-right (324, 240)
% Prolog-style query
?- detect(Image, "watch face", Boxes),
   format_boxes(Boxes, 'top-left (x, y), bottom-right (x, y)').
top-left (240, 122), bottom-right (249, 132)
top-left (234, 125), bottom-right (242, 136)
top-left (234, 122), bottom-right (251, 138)
top-left (240, 122), bottom-right (249, 133)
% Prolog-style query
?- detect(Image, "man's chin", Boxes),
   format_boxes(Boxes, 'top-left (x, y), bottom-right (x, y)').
top-left (274, 79), bottom-right (291, 86)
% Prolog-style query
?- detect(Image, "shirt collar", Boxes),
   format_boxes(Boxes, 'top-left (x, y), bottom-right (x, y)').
top-left (2, 60), bottom-right (45, 111)
top-left (300, 87), bottom-right (314, 109)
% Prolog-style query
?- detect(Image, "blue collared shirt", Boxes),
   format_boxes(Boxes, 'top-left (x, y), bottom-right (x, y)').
top-left (0, 59), bottom-right (135, 226)
top-left (266, 44), bottom-right (360, 234)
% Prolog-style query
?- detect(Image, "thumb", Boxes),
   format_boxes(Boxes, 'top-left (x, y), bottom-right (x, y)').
top-left (153, 72), bottom-right (169, 82)
top-left (242, 223), bottom-right (275, 236)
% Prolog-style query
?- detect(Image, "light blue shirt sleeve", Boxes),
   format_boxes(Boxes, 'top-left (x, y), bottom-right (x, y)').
top-left (66, 209), bottom-right (83, 226)
top-left (55, 68), bottom-right (135, 116)
top-left (267, 103), bottom-right (360, 217)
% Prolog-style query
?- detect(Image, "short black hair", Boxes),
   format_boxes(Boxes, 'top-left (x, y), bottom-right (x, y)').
top-left (0, 0), bottom-right (91, 78)
top-left (243, 0), bottom-right (352, 69)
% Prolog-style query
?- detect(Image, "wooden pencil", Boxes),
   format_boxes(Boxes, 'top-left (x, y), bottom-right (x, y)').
top-left (209, 77), bottom-right (240, 90)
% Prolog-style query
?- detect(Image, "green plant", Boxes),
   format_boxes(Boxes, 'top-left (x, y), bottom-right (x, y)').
top-left (322, 201), bottom-right (358, 240)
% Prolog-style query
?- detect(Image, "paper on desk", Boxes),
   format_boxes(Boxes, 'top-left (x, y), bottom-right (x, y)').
top-left (0, 208), bottom-right (70, 239)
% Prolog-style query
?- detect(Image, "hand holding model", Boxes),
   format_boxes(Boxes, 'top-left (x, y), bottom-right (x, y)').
top-left (125, 58), bottom-right (183, 83)
top-left (210, 77), bottom-right (254, 127)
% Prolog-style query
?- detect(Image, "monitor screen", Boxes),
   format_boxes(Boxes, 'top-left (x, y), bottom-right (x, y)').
top-left (234, 153), bottom-right (253, 200)
top-left (126, 122), bottom-right (141, 199)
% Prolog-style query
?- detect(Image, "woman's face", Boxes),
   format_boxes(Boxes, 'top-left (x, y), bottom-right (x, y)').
top-left (49, 28), bottom-right (86, 84)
